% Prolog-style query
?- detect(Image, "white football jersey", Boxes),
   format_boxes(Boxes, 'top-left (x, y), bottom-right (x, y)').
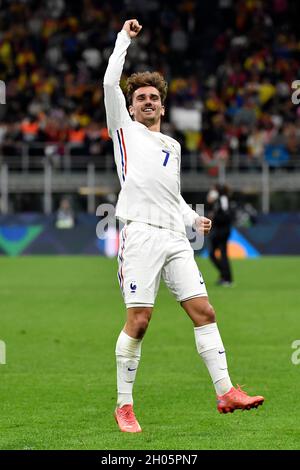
top-left (103, 30), bottom-right (198, 234)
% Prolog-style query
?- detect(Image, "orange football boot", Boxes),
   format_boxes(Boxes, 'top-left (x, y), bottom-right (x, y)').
top-left (217, 385), bottom-right (264, 414)
top-left (114, 404), bottom-right (142, 433)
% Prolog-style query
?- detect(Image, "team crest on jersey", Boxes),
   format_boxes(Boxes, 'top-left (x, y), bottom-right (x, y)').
top-left (130, 281), bottom-right (137, 293)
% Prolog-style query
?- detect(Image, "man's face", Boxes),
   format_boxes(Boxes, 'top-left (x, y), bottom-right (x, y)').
top-left (129, 86), bottom-right (165, 127)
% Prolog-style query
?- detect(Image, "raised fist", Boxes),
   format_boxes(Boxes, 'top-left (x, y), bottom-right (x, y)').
top-left (122, 19), bottom-right (142, 38)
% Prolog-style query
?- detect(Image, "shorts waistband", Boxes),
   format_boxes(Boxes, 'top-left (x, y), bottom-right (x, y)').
top-left (126, 220), bottom-right (185, 237)
top-left (127, 221), bottom-right (166, 230)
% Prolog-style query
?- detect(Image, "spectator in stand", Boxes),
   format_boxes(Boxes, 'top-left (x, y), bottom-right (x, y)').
top-left (0, 0), bottom-right (299, 170)
top-left (55, 197), bottom-right (75, 229)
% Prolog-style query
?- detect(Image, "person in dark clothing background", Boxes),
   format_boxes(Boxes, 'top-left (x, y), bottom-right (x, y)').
top-left (207, 184), bottom-right (233, 286)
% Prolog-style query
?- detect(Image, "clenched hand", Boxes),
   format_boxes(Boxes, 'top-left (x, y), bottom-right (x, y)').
top-left (122, 19), bottom-right (142, 38)
top-left (195, 216), bottom-right (212, 235)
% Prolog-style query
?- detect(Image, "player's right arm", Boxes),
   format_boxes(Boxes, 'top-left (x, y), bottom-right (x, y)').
top-left (103, 19), bottom-right (142, 135)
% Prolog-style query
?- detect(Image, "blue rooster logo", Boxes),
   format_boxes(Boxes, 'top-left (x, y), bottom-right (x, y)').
top-left (130, 282), bottom-right (137, 293)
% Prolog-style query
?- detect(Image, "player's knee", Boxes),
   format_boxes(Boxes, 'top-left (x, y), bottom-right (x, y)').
top-left (202, 303), bottom-right (216, 323)
top-left (134, 315), bottom-right (151, 338)
top-left (129, 308), bottom-right (152, 338)
top-left (195, 302), bottom-right (216, 325)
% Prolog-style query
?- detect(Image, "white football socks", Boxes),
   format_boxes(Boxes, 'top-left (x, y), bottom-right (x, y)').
top-left (194, 322), bottom-right (233, 396)
top-left (115, 330), bottom-right (142, 408)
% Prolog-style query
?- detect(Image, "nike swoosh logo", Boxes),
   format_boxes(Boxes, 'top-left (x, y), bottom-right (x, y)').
top-left (200, 281), bottom-right (204, 285)
top-left (218, 350), bottom-right (226, 354)
top-left (128, 368), bottom-right (137, 372)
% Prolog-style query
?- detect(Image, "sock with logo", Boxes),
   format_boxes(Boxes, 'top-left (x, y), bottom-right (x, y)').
top-left (194, 322), bottom-right (233, 396)
top-left (115, 330), bottom-right (142, 408)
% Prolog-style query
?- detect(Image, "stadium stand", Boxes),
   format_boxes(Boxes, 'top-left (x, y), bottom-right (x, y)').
top-left (0, 0), bottom-right (299, 214)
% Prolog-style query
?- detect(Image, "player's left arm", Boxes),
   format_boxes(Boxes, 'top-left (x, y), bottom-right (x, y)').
top-left (179, 194), bottom-right (212, 234)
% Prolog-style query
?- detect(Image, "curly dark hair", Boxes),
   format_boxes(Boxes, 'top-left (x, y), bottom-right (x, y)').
top-left (125, 71), bottom-right (168, 105)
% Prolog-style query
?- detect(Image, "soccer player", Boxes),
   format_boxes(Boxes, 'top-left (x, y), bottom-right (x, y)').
top-left (103, 19), bottom-right (264, 433)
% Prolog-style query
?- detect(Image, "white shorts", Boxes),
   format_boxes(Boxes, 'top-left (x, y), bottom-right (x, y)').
top-left (117, 221), bottom-right (208, 308)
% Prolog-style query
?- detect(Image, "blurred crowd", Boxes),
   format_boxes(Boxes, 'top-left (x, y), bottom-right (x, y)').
top-left (0, 0), bottom-right (300, 170)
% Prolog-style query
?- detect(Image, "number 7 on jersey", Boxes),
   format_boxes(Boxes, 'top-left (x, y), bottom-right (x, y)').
top-left (162, 150), bottom-right (170, 167)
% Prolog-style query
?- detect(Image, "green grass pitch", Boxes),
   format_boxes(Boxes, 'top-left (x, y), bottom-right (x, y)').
top-left (0, 256), bottom-right (299, 450)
